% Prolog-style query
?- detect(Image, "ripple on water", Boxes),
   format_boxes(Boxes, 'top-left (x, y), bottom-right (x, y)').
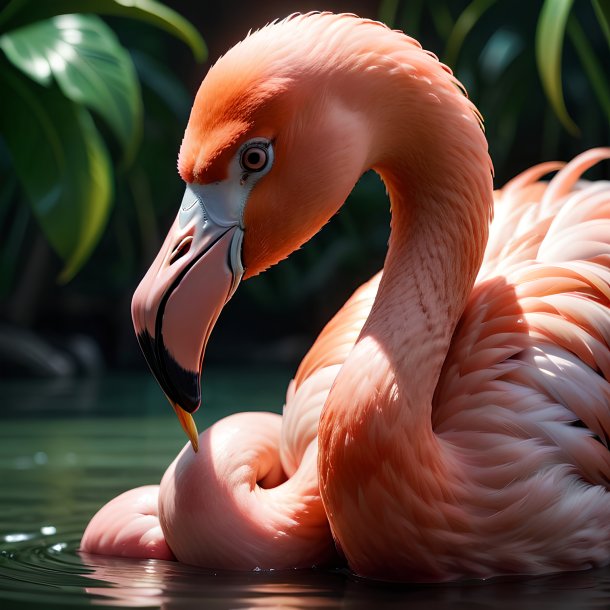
top-left (2, 527), bottom-right (610, 609)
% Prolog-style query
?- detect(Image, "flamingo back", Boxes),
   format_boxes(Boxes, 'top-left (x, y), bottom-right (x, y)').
top-left (430, 150), bottom-right (610, 571)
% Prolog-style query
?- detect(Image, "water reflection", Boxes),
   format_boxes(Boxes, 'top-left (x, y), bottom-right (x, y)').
top-left (3, 530), bottom-right (609, 610)
top-left (79, 552), bottom-right (610, 609)
top-left (82, 552), bottom-right (345, 608)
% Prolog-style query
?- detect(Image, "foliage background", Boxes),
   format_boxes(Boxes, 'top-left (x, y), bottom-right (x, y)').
top-left (0, 0), bottom-right (608, 378)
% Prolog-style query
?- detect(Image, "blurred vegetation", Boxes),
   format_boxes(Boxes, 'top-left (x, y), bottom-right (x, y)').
top-left (378, 0), bottom-right (610, 177)
top-left (0, 0), bottom-right (609, 373)
top-left (0, 1), bottom-right (203, 314)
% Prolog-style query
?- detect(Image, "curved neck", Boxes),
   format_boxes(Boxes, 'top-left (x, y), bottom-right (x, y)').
top-left (336, 37), bottom-right (493, 402)
top-left (368, 152), bottom-right (492, 405)
top-left (356, 55), bottom-right (494, 411)
top-left (318, 50), bottom-right (493, 576)
top-left (326, 146), bottom-right (492, 466)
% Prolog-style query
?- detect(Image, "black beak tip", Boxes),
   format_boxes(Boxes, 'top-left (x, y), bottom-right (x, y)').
top-left (136, 330), bottom-right (201, 414)
top-left (161, 348), bottom-right (201, 413)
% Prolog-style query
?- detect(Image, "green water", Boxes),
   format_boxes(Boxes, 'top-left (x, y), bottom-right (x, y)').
top-left (1, 372), bottom-right (609, 609)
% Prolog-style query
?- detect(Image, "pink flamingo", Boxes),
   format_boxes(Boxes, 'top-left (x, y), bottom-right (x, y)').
top-left (81, 13), bottom-right (610, 581)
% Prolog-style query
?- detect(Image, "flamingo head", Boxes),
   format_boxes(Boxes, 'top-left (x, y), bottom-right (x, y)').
top-left (131, 15), bottom-right (373, 445)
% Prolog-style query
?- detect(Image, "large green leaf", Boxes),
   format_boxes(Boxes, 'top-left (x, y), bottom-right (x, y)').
top-left (0, 65), bottom-right (112, 282)
top-left (535, 0), bottom-right (578, 135)
top-left (0, 0), bottom-right (206, 61)
top-left (0, 14), bottom-right (141, 163)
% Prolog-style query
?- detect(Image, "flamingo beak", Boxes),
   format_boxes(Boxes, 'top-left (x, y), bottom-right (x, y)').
top-left (131, 184), bottom-right (244, 451)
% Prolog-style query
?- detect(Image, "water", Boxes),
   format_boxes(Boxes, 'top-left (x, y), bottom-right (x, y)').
top-left (1, 372), bottom-right (609, 609)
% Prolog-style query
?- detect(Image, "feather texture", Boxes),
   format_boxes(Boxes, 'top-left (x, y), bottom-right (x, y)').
top-left (83, 13), bottom-right (609, 581)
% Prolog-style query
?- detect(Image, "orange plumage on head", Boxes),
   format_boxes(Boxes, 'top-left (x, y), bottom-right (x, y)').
top-left (177, 19), bottom-right (372, 278)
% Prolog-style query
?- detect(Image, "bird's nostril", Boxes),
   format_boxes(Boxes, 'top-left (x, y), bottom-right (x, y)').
top-left (169, 236), bottom-right (193, 265)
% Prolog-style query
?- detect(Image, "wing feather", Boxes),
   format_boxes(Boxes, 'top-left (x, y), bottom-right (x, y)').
top-left (437, 149), bottom-right (610, 489)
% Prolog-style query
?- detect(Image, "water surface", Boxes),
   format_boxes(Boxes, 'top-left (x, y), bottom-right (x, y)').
top-left (1, 372), bottom-right (609, 609)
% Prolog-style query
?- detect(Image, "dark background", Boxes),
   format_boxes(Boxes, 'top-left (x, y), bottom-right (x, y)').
top-left (1, 0), bottom-right (608, 379)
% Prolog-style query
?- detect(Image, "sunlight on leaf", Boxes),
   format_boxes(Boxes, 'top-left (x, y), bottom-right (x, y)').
top-left (0, 66), bottom-right (112, 281)
top-left (0, 14), bottom-right (142, 164)
top-left (0, 0), bottom-right (206, 61)
top-left (59, 110), bottom-right (113, 282)
top-left (535, 0), bottom-right (579, 135)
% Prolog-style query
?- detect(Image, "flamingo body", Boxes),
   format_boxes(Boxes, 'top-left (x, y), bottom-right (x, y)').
top-left (82, 13), bottom-right (610, 581)
top-left (319, 151), bottom-right (610, 581)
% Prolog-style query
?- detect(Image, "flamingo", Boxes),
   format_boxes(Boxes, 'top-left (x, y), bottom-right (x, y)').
top-left (81, 13), bottom-right (610, 581)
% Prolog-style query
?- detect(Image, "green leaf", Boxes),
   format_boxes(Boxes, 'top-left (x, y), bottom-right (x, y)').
top-left (0, 65), bottom-right (113, 281)
top-left (0, 14), bottom-right (142, 163)
top-left (592, 0), bottom-right (610, 49)
top-left (0, 0), bottom-right (206, 61)
top-left (567, 15), bottom-right (610, 127)
top-left (535, 0), bottom-right (579, 135)
top-left (444, 0), bottom-right (497, 67)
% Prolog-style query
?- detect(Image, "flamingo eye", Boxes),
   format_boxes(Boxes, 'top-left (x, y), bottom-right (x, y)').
top-left (240, 145), bottom-right (268, 172)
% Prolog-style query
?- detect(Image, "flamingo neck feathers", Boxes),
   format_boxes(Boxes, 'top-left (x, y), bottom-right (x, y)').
top-left (316, 17), bottom-right (494, 579)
